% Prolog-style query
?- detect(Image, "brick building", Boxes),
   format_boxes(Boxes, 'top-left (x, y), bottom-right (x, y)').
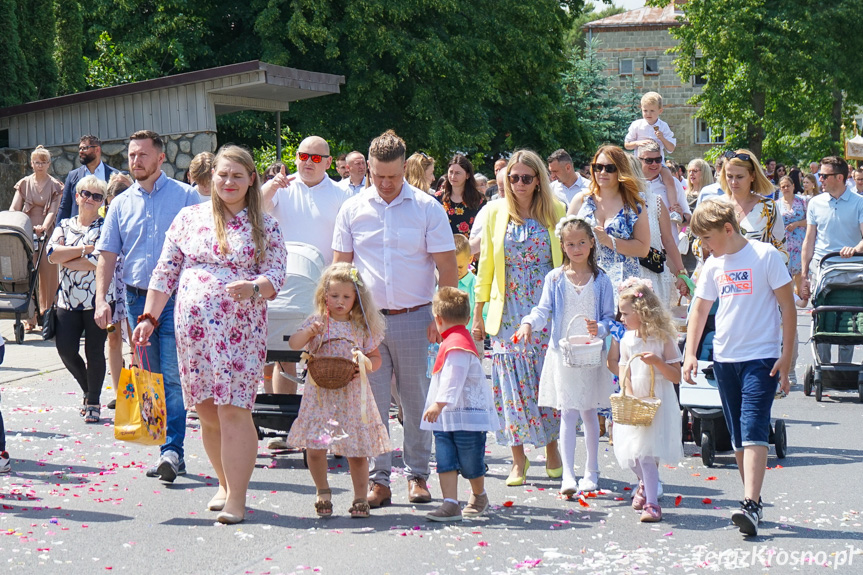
top-left (585, 3), bottom-right (723, 164)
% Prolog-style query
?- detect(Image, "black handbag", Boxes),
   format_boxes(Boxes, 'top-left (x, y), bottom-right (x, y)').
top-left (639, 247), bottom-right (666, 274)
top-left (42, 305), bottom-right (57, 341)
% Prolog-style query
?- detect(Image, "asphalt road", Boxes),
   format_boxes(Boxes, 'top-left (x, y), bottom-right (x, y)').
top-left (1, 309), bottom-right (861, 574)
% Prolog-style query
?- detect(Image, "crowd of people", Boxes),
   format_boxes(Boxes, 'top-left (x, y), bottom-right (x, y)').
top-left (3, 87), bottom-right (862, 536)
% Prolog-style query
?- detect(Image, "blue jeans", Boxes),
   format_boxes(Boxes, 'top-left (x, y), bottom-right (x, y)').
top-left (433, 431), bottom-right (486, 479)
top-left (128, 291), bottom-right (185, 458)
top-left (713, 359), bottom-right (776, 451)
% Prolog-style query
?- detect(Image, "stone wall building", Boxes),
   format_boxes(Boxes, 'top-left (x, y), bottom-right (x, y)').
top-left (0, 61), bottom-right (343, 209)
top-left (585, 3), bottom-right (724, 164)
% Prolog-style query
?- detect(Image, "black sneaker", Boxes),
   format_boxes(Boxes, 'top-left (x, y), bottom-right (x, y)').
top-left (731, 498), bottom-right (761, 536)
top-left (145, 454), bottom-right (187, 479)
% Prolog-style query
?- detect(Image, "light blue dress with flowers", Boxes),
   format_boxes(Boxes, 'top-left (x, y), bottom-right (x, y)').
top-left (577, 196), bottom-right (642, 301)
top-left (490, 219), bottom-right (560, 447)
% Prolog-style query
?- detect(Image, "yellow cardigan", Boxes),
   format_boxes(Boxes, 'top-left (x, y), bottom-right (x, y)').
top-left (475, 200), bottom-right (566, 336)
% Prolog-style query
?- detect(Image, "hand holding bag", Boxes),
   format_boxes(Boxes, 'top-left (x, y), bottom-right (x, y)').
top-left (114, 347), bottom-right (167, 445)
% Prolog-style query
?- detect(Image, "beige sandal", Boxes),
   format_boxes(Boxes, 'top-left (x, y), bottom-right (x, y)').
top-left (315, 488), bottom-right (333, 517)
top-left (349, 498), bottom-right (370, 518)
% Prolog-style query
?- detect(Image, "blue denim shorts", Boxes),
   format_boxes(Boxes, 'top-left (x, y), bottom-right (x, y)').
top-left (713, 359), bottom-right (777, 450)
top-left (433, 431), bottom-right (486, 479)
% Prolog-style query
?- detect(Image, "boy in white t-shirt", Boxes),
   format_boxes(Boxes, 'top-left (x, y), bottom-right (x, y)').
top-left (683, 199), bottom-right (796, 538)
top-left (625, 92), bottom-right (680, 208)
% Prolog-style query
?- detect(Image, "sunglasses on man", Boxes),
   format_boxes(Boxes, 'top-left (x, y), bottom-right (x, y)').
top-left (297, 152), bottom-right (330, 163)
top-left (639, 156), bottom-right (663, 165)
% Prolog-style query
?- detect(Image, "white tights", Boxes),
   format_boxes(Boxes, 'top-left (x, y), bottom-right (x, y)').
top-left (560, 408), bottom-right (599, 486)
top-left (630, 457), bottom-right (660, 505)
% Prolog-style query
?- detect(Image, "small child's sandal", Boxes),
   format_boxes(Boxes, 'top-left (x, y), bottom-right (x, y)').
top-left (349, 498), bottom-right (370, 518)
top-left (315, 488), bottom-right (333, 517)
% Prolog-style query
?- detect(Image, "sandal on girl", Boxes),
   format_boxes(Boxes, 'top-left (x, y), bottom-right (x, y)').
top-left (315, 488), bottom-right (333, 517)
top-left (632, 482), bottom-right (646, 511)
top-left (80, 397), bottom-right (87, 417)
top-left (84, 405), bottom-right (101, 424)
top-left (349, 498), bottom-right (371, 519)
top-left (640, 503), bottom-right (662, 522)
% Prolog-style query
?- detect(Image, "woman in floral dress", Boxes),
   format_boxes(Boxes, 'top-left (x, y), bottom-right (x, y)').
top-left (777, 175), bottom-right (806, 294)
top-left (472, 150), bottom-right (566, 486)
top-left (435, 154), bottom-right (485, 236)
top-left (133, 145), bottom-right (286, 525)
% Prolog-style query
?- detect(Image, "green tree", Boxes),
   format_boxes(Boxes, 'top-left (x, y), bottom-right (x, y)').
top-left (0, 0), bottom-right (29, 107)
top-left (650, 0), bottom-right (863, 161)
top-left (54, 0), bottom-right (86, 95)
top-left (17, 0), bottom-right (59, 100)
top-left (84, 32), bottom-right (135, 89)
top-left (560, 38), bottom-right (640, 165)
top-left (565, 2), bottom-right (625, 50)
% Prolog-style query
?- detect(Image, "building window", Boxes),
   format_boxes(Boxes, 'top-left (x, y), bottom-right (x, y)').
top-left (693, 73), bottom-right (707, 87)
top-left (695, 119), bottom-right (726, 144)
top-left (0, 129), bottom-right (8, 148)
top-left (619, 59), bottom-right (633, 76)
top-left (644, 58), bottom-right (659, 75)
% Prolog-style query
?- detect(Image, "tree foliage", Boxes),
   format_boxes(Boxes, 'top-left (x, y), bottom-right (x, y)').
top-left (650, 0), bottom-right (863, 163)
top-left (0, 0), bottom-right (29, 107)
top-left (84, 32), bottom-right (136, 89)
top-left (561, 37), bottom-right (640, 166)
top-left (55, 1), bottom-right (86, 95)
top-left (565, 2), bottom-right (625, 50)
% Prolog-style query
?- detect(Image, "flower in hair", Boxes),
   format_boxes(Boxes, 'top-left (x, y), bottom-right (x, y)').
top-left (349, 266), bottom-right (364, 287)
top-left (554, 215), bottom-right (594, 239)
top-left (618, 276), bottom-right (654, 294)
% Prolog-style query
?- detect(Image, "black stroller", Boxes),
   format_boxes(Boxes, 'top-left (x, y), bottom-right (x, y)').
top-left (802, 252), bottom-right (863, 402)
top-left (0, 211), bottom-right (47, 343)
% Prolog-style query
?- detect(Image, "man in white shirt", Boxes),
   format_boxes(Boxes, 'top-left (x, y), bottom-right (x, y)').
top-left (638, 142), bottom-right (690, 236)
top-left (335, 154), bottom-right (349, 180)
top-left (337, 150), bottom-right (367, 195)
top-left (333, 130), bottom-right (457, 509)
top-left (547, 149), bottom-right (589, 205)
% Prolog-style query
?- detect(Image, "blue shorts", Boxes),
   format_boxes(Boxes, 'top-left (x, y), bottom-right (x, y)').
top-left (433, 431), bottom-right (486, 479)
top-left (713, 359), bottom-right (777, 450)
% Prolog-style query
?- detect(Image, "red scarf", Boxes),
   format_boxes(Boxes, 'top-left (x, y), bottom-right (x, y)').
top-left (432, 325), bottom-right (479, 375)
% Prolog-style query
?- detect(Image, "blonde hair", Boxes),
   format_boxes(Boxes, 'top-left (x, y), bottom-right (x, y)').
top-left (405, 152), bottom-right (434, 193)
top-left (76, 175), bottom-right (107, 197)
top-left (210, 145), bottom-right (267, 263)
top-left (106, 172), bottom-right (133, 203)
top-left (641, 91), bottom-right (663, 109)
top-left (587, 145), bottom-right (646, 213)
top-left (433, 287), bottom-right (471, 326)
top-left (453, 233), bottom-right (470, 257)
top-left (690, 198), bottom-right (741, 236)
top-left (720, 149), bottom-right (775, 197)
top-left (188, 152), bottom-right (214, 187)
top-left (504, 149), bottom-right (559, 228)
top-left (313, 263), bottom-right (385, 340)
top-left (802, 173), bottom-right (819, 197)
top-left (31, 145), bottom-right (51, 163)
top-left (686, 158), bottom-right (714, 192)
top-left (619, 280), bottom-right (676, 344)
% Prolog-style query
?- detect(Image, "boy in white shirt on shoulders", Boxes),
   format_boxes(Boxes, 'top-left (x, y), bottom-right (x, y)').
top-left (625, 91), bottom-right (679, 207)
top-left (683, 199), bottom-right (796, 538)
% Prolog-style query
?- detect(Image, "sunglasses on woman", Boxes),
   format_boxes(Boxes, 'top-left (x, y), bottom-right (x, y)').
top-left (297, 152), bottom-right (330, 163)
top-left (508, 174), bottom-right (536, 185)
top-left (79, 190), bottom-right (104, 202)
top-left (723, 151), bottom-right (752, 163)
top-left (592, 163), bottom-right (618, 174)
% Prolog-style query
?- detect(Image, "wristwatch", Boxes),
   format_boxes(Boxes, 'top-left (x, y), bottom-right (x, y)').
top-left (251, 282), bottom-right (260, 300)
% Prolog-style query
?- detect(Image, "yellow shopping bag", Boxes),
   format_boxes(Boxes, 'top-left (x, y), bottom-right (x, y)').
top-left (114, 348), bottom-right (167, 445)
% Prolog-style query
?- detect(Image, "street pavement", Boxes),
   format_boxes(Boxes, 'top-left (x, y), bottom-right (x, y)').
top-left (1, 309), bottom-right (862, 574)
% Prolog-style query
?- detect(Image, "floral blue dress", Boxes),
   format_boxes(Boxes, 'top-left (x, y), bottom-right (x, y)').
top-left (778, 194), bottom-right (806, 275)
top-left (491, 219), bottom-right (560, 447)
top-left (577, 196), bottom-right (642, 302)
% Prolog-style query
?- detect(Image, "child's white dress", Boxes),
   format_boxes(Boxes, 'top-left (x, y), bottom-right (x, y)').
top-left (538, 276), bottom-right (614, 411)
top-left (613, 330), bottom-right (684, 468)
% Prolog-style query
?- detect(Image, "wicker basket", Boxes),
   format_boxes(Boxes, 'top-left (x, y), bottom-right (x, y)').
top-left (559, 314), bottom-right (603, 368)
top-left (307, 337), bottom-right (356, 390)
top-left (671, 295), bottom-right (689, 333)
top-left (610, 352), bottom-right (661, 426)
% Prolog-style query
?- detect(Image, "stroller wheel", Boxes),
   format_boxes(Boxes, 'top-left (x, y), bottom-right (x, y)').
top-left (858, 383), bottom-right (863, 404)
top-left (803, 366), bottom-right (813, 397)
top-left (700, 432), bottom-right (715, 468)
top-left (815, 379), bottom-right (823, 402)
top-left (14, 322), bottom-right (25, 344)
top-left (774, 420), bottom-right (787, 459)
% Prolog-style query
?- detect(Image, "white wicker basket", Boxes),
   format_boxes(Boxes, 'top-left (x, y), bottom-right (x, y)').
top-left (559, 314), bottom-right (603, 368)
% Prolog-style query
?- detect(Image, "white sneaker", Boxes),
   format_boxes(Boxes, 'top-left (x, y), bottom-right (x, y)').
top-left (0, 452), bottom-right (10, 474)
top-left (267, 437), bottom-right (289, 450)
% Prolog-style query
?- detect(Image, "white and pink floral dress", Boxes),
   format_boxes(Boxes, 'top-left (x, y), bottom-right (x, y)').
top-left (149, 203), bottom-right (286, 410)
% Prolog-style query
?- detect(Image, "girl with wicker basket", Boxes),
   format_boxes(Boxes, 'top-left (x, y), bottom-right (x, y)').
top-left (515, 216), bottom-right (616, 497)
top-left (610, 278), bottom-right (683, 522)
top-left (287, 263), bottom-right (390, 519)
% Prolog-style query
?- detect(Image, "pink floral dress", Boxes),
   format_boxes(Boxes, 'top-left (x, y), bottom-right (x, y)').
top-left (149, 204), bottom-right (286, 410)
top-left (287, 315), bottom-right (391, 457)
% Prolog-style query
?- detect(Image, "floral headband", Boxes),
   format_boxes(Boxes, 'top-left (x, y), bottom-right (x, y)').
top-left (554, 215), bottom-right (595, 240)
top-left (618, 276), bottom-right (654, 297)
top-left (349, 266), bottom-right (364, 288)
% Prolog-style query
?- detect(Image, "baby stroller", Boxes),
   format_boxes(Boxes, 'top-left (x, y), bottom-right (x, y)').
top-left (803, 252), bottom-right (863, 402)
top-left (679, 301), bottom-right (787, 467)
top-left (0, 211), bottom-right (47, 344)
top-left (253, 242), bottom-right (326, 464)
